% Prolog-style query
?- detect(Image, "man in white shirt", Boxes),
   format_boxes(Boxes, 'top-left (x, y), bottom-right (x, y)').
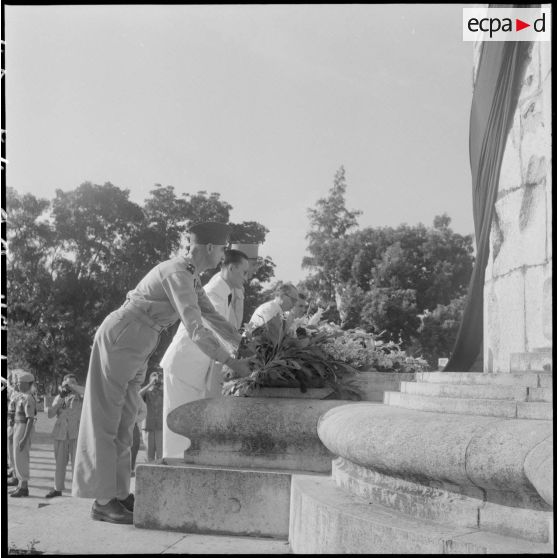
top-left (249, 283), bottom-right (299, 343)
top-left (161, 249), bottom-right (250, 458)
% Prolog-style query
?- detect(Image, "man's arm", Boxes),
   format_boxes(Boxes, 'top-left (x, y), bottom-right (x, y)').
top-left (161, 270), bottom-right (239, 363)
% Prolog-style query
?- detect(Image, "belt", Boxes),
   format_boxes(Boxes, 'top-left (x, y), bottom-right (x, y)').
top-left (120, 301), bottom-right (165, 333)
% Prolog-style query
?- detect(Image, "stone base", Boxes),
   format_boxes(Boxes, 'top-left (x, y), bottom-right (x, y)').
top-left (289, 475), bottom-right (554, 554)
top-left (134, 461), bottom-right (324, 539)
top-left (385, 391), bottom-right (553, 419)
top-left (332, 457), bottom-right (552, 543)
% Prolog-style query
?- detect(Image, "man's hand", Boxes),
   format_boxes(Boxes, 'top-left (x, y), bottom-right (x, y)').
top-left (18, 439), bottom-right (26, 451)
top-left (223, 358), bottom-right (253, 380)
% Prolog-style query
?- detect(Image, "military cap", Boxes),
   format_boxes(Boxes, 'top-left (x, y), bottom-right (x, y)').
top-left (230, 242), bottom-right (259, 259)
top-left (13, 369), bottom-right (35, 383)
top-left (188, 222), bottom-right (230, 245)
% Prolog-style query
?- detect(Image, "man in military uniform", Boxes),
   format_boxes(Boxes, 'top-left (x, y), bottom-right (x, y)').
top-left (10, 369), bottom-right (37, 498)
top-left (72, 222), bottom-right (252, 524)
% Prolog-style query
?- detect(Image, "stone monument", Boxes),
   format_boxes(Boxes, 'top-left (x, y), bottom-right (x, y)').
top-left (288, 35), bottom-right (553, 555)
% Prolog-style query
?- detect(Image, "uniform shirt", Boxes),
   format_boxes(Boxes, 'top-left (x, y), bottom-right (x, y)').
top-left (51, 393), bottom-right (83, 440)
top-left (14, 392), bottom-right (37, 422)
top-left (125, 255), bottom-right (241, 363)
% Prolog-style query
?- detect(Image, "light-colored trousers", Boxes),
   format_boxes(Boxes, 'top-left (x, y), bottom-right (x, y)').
top-left (13, 422), bottom-right (33, 482)
top-left (161, 334), bottom-right (223, 459)
top-left (72, 309), bottom-right (159, 500)
top-left (53, 438), bottom-right (77, 491)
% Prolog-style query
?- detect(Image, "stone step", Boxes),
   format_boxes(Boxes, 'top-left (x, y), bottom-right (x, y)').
top-left (289, 475), bottom-right (553, 554)
top-left (384, 391), bottom-right (553, 419)
top-left (331, 457), bottom-right (552, 543)
top-left (416, 371), bottom-right (545, 387)
top-left (517, 402), bottom-right (553, 420)
top-left (401, 381), bottom-right (529, 401)
top-left (135, 461), bottom-right (323, 538)
top-left (510, 351), bottom-right (552, 372)
top-left (527, 387), bottom-right (553, 402)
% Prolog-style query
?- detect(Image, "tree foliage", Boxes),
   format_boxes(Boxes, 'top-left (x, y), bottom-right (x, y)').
top-left (7, 183), bottom-right (273, 388)
top-left (299, 171), bottom-right (474, 368)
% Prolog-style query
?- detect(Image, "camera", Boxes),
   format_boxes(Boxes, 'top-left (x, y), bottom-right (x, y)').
top-left (58, 385), bottom-right (72, 398)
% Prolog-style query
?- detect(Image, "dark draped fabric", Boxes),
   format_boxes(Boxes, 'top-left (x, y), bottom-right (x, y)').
top-left (444, 39), bottom-right (533, 372)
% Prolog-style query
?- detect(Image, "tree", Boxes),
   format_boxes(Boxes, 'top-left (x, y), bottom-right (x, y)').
top-left (7, 182), bottom-right (274, 387)
top-left (300, 178), bottom-right (474, 366)
top-left (412, 295), bottom-right (468, 368)
top-left (302, 166), bottom-right (361, 307)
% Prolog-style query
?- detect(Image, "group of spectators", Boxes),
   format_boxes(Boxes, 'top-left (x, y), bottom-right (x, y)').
top-left (6, 368), bottom-right (164, 497)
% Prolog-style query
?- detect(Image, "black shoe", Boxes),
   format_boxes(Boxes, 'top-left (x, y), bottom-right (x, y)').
top-left (45, 489), bottom-right (63, 499)
top-left (91, 499), bottom-right (133, 524)
top-left (7, 477), bottom-right (19, 486)
top-left (10, 487), bottom-right (29, 497)
top-left (118, 493), bottom-right (135, 512)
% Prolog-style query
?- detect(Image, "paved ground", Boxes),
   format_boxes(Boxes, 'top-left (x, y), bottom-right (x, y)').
top-left (6, 411), bottom-right (291, 554)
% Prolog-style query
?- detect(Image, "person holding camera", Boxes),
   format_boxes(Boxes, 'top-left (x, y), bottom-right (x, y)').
top-left (45, 374), bottom-right (84, 498)
top-left (139, 370), bottom-right (164, 462)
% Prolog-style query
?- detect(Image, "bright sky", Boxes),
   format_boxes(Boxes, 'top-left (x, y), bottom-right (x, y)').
top-left (6, 4), bottom-right (475, 284)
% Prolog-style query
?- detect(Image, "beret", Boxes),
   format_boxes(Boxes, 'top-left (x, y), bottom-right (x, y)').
top-left (188, 222), bottom-right (230, 245)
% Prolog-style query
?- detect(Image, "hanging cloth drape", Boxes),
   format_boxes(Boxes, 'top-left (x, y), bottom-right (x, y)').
top-left (444, 38), bottom-right (533, 372)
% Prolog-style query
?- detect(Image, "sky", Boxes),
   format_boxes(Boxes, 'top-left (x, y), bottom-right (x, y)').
top-left (5, 4), bottom-right (475, 284)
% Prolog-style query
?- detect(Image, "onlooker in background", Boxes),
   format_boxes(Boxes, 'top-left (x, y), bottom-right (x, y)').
top-left (45, 374), bottom-right (85, 498)
top-left (130, 394), bottom-right (147, 476)
top-left (139, 370), bottom-right (164, 462)
top-left (10, 369), bottom-right (37, 497)
top-left (7, 371), bottom-right (18, 486)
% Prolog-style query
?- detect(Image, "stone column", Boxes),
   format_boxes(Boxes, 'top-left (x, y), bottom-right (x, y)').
top-left (483, 40), bottom-right (552, 372)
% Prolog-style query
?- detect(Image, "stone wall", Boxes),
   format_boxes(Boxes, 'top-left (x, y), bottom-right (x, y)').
top-left (483, 40), bottom-right (552, 372)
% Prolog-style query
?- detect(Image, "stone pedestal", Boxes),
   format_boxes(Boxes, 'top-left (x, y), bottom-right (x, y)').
top-left (134, 397), bottom-right (360, 536)
top-left (135, 462), bottom-right (294, 538)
